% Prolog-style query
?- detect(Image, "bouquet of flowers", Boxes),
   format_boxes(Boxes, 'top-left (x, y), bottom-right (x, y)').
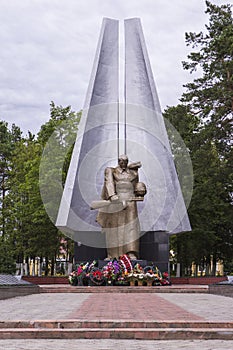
top-left (143, 265), bottom-right (163, 285)
top-left (102, 259), bottom-right (121, 284)
top-left (127, 263), bottom-right (144, 284)
top-left (160, 271), bottom-right (171, 285)
top-left (68, 255), bottom-right (170, 287)
top-left (68, 271), bottom-right (79, 286)
top-left (68, 261), bottom-right (98, 286)
top-left (68, 264), bottom-right (84, 286)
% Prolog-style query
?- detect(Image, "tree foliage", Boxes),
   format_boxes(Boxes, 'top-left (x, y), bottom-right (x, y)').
top-left (0, 103), bottom-right (80, 275)
top-left (166, 1), bottom-right (233, 276)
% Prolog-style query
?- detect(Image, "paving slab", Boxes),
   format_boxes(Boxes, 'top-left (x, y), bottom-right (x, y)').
top-left (0, 292), bottom-right (233, 322)
top-left (0, 339), bottom-right (233, 350)
top-left (0, 294), bottom-right (90, 321)
top-left (158, 293), bottom-right (233, 322)
top-left (68, 293), bottom-right (204, 321)
top-left (0, 291), bottom-right (232, 343)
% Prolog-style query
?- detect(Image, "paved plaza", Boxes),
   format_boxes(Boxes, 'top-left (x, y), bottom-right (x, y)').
top-left (0, 291), bottom-right (232, 349)
top-left (0, 339), bottom-right (233, 350)
top-left (1, 292), bottom-right (233, 322)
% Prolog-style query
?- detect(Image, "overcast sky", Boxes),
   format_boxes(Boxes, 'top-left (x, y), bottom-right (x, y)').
top-left (0, 0), bottom-right (229, 135)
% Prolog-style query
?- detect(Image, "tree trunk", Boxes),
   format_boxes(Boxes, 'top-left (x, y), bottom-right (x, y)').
top-left (206, 255), bottom-right (211, 276)
top-left (25, 256), bottom-right (29, 276)
top-left (51, 257), bottom-right (55, 276)
top-left (176, 263), bottom-right (181, 277)
top-left (212, 255), bottom-right (217, 276)
top-left (44, 257), bottom-right (49, 276)
top-left (31, 257), bottom-right (35, 276)
top-left (195, 264), bottom-right (198, 277)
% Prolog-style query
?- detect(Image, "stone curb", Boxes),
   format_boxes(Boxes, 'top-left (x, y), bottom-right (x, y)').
top-left (39, 285), bottom-right (209, 294)
top-left (0, 328), bottom-right (233, 340)
top-left (0, 320), bottom-right (233, 329)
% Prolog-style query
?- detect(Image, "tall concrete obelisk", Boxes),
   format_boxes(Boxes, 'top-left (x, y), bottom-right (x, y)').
top-left (124, 18), bottom-right (191, 234)
top-left (56, 18), bottom-right (191, 265)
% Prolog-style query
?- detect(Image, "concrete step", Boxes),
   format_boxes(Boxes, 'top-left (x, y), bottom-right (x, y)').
top-left (0, 327), bottom-right (233, 340)
top-left (0, 320), bottom-right (233, 329)
top-left (39, 285), bottom-right (209, 294)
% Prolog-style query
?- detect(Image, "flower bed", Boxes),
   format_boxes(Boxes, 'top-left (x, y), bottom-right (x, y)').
top-left (68, 255), bottom-right (170, 286)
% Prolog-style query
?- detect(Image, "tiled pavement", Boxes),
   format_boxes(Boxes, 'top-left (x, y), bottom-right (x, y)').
top-left (68, 293), bottom-right (204, 320)
top-left (0, 291), bottom-right (232, 349)
top-left (1, 292), bottom-right (232, 322)
top-left (0, 339), bottom-right (233, 350)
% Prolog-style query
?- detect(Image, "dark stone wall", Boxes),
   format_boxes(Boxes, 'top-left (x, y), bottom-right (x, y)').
top-left (139, 231), bottom-right (169, 272)
top-left (74, 242), bottom-right (107, 263)
top-left (74, 231), bottom-right (170, 272)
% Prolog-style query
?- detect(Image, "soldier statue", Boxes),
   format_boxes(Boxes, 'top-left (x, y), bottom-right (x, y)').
top-left (92, 155), bottom-right (146, 260)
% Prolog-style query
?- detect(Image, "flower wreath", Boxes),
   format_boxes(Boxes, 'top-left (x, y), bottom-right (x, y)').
top-left (89, 268), bottom-right (105, 286)
top-left (119, 254), bottom-right (133, 273)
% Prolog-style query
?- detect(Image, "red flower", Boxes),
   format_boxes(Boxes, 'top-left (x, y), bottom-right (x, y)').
top-left (93, 270), bottom-right (102, 280)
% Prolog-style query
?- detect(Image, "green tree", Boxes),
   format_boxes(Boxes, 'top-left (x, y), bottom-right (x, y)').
top-left (0, 122), bottom-right (21, 237)
top-left (166, 1), bottom-right (233, 276)
top-left (182, 0), bottom-right (232, 170)
top-left (2, 102), bottom-right (80, 275)
top-left (0, 122), bottom-right (22, 274)
top-left (38, 101), bottom-right (81, 221)
top-left (0, 238), bottom-right (16, 274)
top-left (37, 102), bottom-right (80, 273)
top-left (3, 135), bottom-right (40, 270)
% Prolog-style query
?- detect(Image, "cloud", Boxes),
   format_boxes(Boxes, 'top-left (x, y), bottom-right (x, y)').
top-left (0, 0), bottom-right (226, 134)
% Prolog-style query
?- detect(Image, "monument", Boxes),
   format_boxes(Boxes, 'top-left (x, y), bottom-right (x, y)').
top-left (56, 18), bottom-right (191, 271)
top-left (92, 154), bottom-right (146, 260)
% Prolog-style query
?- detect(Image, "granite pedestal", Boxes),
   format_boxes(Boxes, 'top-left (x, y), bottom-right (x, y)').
top-left (74, 231), bottom-right (169, 272)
